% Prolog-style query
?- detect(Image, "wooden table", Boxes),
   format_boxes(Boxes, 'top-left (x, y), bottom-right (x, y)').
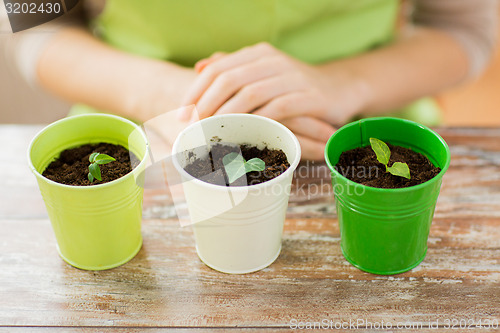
top-left (1, 125), bottom-right (499, 332)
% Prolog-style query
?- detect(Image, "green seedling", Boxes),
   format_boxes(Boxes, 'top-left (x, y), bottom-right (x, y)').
top-left (222, 152), bottom-right (265, 184)
top-left (88, 152), bottom-right (116, 182)
top-left (369, 138), bottom-right (411, 180)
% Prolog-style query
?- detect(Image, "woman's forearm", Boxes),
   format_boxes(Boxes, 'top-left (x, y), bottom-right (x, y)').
top-left (37, 27), bottom-right (196, 122)
top-left (319, 27), bottom-right (470, 117)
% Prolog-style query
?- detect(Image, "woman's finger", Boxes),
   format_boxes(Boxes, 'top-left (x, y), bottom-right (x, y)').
top-left (177, 52), bottom-right (229, 120)
top-left (281, 116), bottom-right (335, 143)
top-left (294, 133), bottom-right (328, 161)
top-left (206, 73), bottom-right (304, 118)
top-left (194, 52), bottom-right (226, 73)
top-left (192, 58), bottom-right (291, 119)
top-left (182, 42), bottom-right (277, 107)
top-left (252, 90), bottom-right (326, 121)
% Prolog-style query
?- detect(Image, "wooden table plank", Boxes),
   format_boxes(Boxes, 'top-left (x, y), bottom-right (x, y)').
top-left (0, 125), bottom-right (499, 330)
top-left (1, 216), bottom-right (498, 327)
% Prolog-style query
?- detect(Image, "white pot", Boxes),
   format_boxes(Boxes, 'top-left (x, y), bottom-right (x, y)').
top-left (172, 114), bottom-right (301, 274)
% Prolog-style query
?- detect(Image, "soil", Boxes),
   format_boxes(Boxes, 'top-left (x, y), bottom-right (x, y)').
top-left (335, 143), bottom-right (441, 189)
top-left (184, 143), bottom-right (290, 186)
top-left (42, 143), bottom-right (140, 186)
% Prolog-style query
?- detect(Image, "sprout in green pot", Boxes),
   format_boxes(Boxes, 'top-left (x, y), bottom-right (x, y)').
top-left (88, 152), bottom-right (116, 182)
top-left (369, 138), bottom-right (411, 180)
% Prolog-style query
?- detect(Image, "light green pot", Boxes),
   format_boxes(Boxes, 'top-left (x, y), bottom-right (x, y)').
top-left (28, 114), bottom-right (149, 270)
top-left (325, 117), bottom-right (450, 275)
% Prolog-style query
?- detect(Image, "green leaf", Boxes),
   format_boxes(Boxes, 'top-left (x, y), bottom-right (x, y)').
top-left (370, 138), bottom-right (390, 166)
top-left (222, 152), bottom-right (245, 166)
top-left (244, 158), bottom-right (265, 174)
top-left (88, 172), bottom-right (94, 182)
top-left (94, 153), bottom-right (116, 165)
top-left (222, 152), bottom-right (247, 184)
top-left (222, 153), bottom-right (266, 184)
top-left (387, 162), bottom-right (411, 179)
top-left (89, 152), bottom-right (100, 163)
top-left (88, 163), bottom-right (102, 181)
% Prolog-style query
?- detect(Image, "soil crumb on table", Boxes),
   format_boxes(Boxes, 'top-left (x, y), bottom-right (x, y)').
top-left (336, 143), bottom-right (441, 188)
top-left (42, 143), bottom-right (140, 186)
top-left (184, 143), bottom-right (290, 186)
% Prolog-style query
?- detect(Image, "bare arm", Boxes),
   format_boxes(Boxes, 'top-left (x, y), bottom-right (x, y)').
top-left (319, 26), bottom-right (471, 118)
top-left (36, 26), bottom-right (196, 122)
top-left (325, 0), bottom-right (499, 116)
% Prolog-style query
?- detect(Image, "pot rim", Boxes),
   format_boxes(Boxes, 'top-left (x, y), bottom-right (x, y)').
top-left (324, 117), bottom-right (451, 193)
top-left (28, 113), bottom-right (150, 190)
top-left (172, 114), bottom-right (301, 192)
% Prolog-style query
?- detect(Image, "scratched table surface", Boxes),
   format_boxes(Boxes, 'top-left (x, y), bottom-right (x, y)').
top-left (0, 125), bottom-right (499, 332)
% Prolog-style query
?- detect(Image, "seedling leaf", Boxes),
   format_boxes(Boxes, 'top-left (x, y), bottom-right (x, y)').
top-left (94, 154), bottom-right (116, 165)
top-left (89, 152), bottom-right (99, 163)
top-left (387, 162), bottom-right (411, 180)
top-left (222, 152), bottom-right (244, 165)
top-left (222, 152), bottom-right (246, 183)
top-left (369, 138), bottom-right (411, 180)
top-left (89, 162), bottom-right (102, 181)
top-left (87, 152), bottom-right (116, 183)
top-left (223, 152), bottom-right (265, 184)
top-left (370, 138), bottom-right (390, 165)
top-left (245, 158), bottom-right (265, 174)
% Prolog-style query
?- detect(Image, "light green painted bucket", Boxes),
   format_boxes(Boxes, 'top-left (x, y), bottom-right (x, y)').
top-left (28, 114), bottom-right (149, 270)
top-left (324, 117), bottom-right (450, 275)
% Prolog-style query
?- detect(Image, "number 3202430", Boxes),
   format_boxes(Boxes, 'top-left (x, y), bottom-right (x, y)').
top-left (5, 2), bottom-right (62, 14)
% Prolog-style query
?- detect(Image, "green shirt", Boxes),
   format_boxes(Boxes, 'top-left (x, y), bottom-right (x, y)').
top-left (76, 0), bottom-right (441, 125)
top-left (95, 0), bottom-right (398, 66)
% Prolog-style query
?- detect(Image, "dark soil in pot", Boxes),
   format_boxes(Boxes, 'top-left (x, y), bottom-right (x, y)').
top-left (184, 143), bottom-right (290, 186)
top-left (336, 143), bottom-right (440, 189)
top-left (42, 143), bottom-right (140, 186)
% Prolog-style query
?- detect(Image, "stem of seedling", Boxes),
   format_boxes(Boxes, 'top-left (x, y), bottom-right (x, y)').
top-left (88, 152), bottom-right (116, 182)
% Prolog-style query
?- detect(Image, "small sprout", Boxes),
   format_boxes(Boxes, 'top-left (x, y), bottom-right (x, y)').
top-left (369, 138), bottom-right (411, 180)
top-left (222, 152), bottom-right (265, 184)
top-left (88, 152), bottom-right (116, 182)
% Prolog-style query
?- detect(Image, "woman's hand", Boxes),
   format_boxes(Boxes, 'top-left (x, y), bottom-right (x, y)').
top-left (180, 42), bottom-right (371, 159)
top-left (180, 42), bottom-right (359, 126)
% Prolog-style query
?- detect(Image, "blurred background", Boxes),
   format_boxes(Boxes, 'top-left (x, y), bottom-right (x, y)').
top-left (437, 5), bottom-right (500, 127)
top-left (1, 7), bottom-right (500, 126)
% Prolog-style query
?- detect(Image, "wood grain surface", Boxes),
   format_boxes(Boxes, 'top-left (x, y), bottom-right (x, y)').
top-left (0, 125), bottom-right (499, 331)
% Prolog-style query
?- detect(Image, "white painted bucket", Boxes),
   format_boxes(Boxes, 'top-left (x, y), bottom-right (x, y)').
top-left (172, 114), bottom-right (301, 273)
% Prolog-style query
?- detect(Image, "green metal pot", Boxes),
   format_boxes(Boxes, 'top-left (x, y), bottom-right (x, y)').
top-left (28, 114), bottom-right (149, 270)
top-left (324, 117), bottom-right (450, 275)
